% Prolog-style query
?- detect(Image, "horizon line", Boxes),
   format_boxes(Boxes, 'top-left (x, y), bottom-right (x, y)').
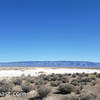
top-left (0, 60), bottom-right (100, 63)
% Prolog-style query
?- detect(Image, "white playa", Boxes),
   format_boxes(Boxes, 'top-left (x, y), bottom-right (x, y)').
top-left (0, 68), bottom-right (100, 77)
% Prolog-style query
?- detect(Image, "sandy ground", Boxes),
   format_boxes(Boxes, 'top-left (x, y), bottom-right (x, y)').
top-left (0, 68), bottom-right (100, 77)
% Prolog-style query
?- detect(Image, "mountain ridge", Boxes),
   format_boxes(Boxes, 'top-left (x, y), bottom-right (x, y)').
top-left (0, 61), bottom-right (100, 68)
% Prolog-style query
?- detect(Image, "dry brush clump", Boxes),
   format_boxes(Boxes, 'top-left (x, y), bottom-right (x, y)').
top-left (0, 79), bottom-right (14, 92)
top-left (58, 83), bottom-right (75, 94)
top-left (25, 75), bottom-right (35, 83)
top-left (37, 85), bottom-right (51, 100)
top-left (11, 77), bottom-right (22, 85)
top-left (50, 81), bottom-right (61, 87)
top-left (96, 73), bottom-right (100, 78)
top-left (12, 85), bottom-right (23, 92)
top-left (21, 80), bottom-right (32, 93)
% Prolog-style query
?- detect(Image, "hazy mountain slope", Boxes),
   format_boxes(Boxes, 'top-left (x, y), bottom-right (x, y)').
top-left (0, 61), bottom-right (100, 68)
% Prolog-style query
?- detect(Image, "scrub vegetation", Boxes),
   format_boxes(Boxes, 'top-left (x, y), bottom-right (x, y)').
top-left (0, 72), bottom-right (100, 100)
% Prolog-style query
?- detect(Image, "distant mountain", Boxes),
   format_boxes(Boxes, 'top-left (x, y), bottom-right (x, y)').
top-left (0, 61), bottom-right (100, 68)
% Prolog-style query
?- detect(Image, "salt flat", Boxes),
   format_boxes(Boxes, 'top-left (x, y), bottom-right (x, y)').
top-left (0, 68), bottom-right (100, 77)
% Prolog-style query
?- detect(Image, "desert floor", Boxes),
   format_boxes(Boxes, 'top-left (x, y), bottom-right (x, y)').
top-left (0, 67), bottom-right (100, 100)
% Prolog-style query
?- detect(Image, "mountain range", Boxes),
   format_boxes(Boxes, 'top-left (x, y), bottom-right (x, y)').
top-left (0, 61), bottom-right (100, 68)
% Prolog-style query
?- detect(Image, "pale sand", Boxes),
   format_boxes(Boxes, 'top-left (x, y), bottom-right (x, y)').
top-left (0, 68), bottom-right (100, 77)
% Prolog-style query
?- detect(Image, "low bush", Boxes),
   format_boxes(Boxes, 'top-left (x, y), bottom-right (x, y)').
top-left (34, 77), bottom-right (47, 85)
top-left (12, 85), bottom-right (23, 92)
top-left (61, 76), bottom-right (69, 83)
top-left (81, 77), bottom-right (90, 82)
top-left (90, 80), bottom-right (96, 86)
top-left (58, 83), bottom-right (74, 94)
top-left (96, 73), bottom-right (100, 78)
top-left (74, 86), bottom-right (81, 94)
top-left (25, 75), bottom-right (35, 83)
top-left (50, 81), bottom-right (61, 87)
top-left (72, 73), bottom-right (76, 78)
top-left (0, 80), bottom-right (14, 97)
top-left (12, 77), bottom-right (22, 85)
top-left (37, 85), bottom-right (51, 99)
top-left (21, 80), bottom-right (32, 93)
top-left (88, 74), bottom-right (96, 80)
top-left (71, 79), bottom-right (79, 86)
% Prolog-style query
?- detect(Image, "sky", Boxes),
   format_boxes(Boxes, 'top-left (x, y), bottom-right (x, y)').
top-left (0, 0), bottom-right (100, 62)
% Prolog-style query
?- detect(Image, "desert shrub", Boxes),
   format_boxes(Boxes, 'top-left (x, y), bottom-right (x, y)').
top-left (84, 73), bottom-right (89, 77)
top-left (0, 79), bottom-right (14, 92)
top-left (74, 86), bottom-right (81, 94)
top-left (72, 73), bottom-right (76, 78)
top-left (71, 79), bottom-right (79, 86)
top-left (79, 85), bottom-right (83, 90)
top-left (88, 74), bottom-right (96, 80)
top-left (90, 80), bottom-right (96, 86)
top-left (39, 74), bottom-right (48, 81)
top-left (76, 76), bottom-right (81, 81)
top-left (80, 93), bottom-right (97, 100)
top-left (21, 80), bottom-right (32, 93)
top-left (12, 77), bottom-right (22, 85)
top-left (34, 77), bottom-right (47, 85)
top-left (58, 83), bottom-right (74, 94)
top-left (0, 83), bottom-right (8, 93)
top-left (96, 73), bottom-right (100, 78)
top-left (0, 80), bottom-right (15, 97)
top-left (20, 74), bottom-right (26, 80)
top-left (93, 72), bottom-right (97, 75)
top-left (49, 74), bottom-right (59, 81)
top-left (50, 81), bottom-right (61, 87)
top-left (25, 75), bottom-right (35, 83)
top-left (81, 77), bottom-right (90, 82)
top-left (78, 73), bottom-right (85, 78)
top-left (61, 76), bottom-right (69, 83)
top-left (51, 74), bottom-right (69, 83)
top-left (57, 74), bottom-right (64, 77)
top-left (12, 85), bottom-right (23, 92)
top-left (37, 85), bottom-right (51, 99)
top-left (67, 73), bottom-right (71, 76)
top-left (76, 73), bottom-right (79, 76)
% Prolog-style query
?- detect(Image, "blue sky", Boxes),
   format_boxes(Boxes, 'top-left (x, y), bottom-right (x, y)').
top-left (0, 0), bottom-right (100, 62)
